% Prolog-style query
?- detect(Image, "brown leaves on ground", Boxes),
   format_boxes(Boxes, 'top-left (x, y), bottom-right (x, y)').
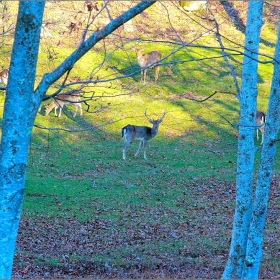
top-left (13, 177), bottom-right (279, 279)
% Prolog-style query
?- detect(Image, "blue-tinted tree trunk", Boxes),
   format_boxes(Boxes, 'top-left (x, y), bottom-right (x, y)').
top-left (0, 2), bottom-right (45, 278)
top-left (243, 20), bottom-right (280, 278)
top-left (222, 2), bottom-right (264, 279)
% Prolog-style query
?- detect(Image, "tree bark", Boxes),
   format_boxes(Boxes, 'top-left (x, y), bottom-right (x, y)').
top-left (220, 1), bottom-right (246, 33)
top-left (242, 20), bottom-right (280, 278)
top-left (0, 2), bottom-right (45, 278)
top-left (222, 2), bottom-right (264, 279)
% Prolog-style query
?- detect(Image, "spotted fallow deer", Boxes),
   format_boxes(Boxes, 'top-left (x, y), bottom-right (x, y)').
top-left (45, 90), bottom-right (83, 117)
top-left (256, 110), bottom-right (266, 144)
top-left (0, 69), bottom-right (9, 86)
top-left (135, 48), bottom-right (162, 84)
top-left (121, 109), bottom-right (166, 160)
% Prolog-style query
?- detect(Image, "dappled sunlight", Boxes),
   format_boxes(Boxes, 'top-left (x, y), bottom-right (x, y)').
top-left (1, 1), bottom-right (279, 279)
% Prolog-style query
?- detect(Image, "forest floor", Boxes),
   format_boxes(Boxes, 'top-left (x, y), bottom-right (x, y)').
top-left (13, 176), bottom-right (279, 279)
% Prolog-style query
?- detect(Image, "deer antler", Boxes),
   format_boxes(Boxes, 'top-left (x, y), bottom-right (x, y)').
top-left (158, 109), bottom-right (166, 122)
top-left (144, 108), bottom-right (153, 122)
top-left (144, 108), bottom-right (166, 122)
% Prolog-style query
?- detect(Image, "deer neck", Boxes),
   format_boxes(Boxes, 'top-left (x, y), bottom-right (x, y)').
top-left (151, 124), bottom-right (159, 137)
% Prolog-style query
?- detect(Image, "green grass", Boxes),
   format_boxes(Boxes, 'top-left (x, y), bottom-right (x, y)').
top-left (23, 34), bottom-right (278, 220)
top-left (25, 115), bottom-right (275, 221)
top-left (21, 65), bottom-right (279, 276)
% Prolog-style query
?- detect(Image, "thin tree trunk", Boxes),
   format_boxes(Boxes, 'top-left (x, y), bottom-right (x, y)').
top-left (222, 2), bottom-right (264, 279)
top-left (220, 1), bottom-right (246, 33)
top-left (242, 20), bottom-right (280, 279)
top-left (0, 2), bottom-right (45, 278)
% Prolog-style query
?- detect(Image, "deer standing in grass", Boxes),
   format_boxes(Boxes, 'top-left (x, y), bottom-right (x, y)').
top-left (256, 110), bottom-right (266, 144)
top-left (122, 109), bottom-right (166, 160)
top-left (135, 48), bottom-right (162, 84)
top-left (0, 69), bottom-right (9, 87)
top-left (45, 90), bottom-right (83, 117)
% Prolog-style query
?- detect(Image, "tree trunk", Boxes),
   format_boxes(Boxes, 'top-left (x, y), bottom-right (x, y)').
top-left (222, 2), bottom-right (264, 279)
top-left (242, 20), bottom-right (280, 278)
top-left (220, 1), bottom-right (246, 33)
top-left (0, 2), bottom-right (45, 278)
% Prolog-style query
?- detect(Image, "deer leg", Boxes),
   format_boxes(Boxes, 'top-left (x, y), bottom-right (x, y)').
top-left (58, 107), bottom-right (62, 117)
top-left (122, 147), bottom-right (126, 160)
top-left (140, 69), bottom-right (144, 83)
top-left (123, 141), bottom-right (131, 160)
top-left (143, 141), bottom-right (148, 160)
top-left (73, 105), bottom-right (78, 117)
top-left (143, 69), bottom-right (147, 84)
top-left (79, 104), bottom-right (83, 116)
top-left (122, 128), bottom-right (133, 160)
top-left (122, 142), bottom-right (128, 160)
top-left (54, 107), bottom-right (58, 117)
top-left (260, 127), bottom-right (265, 144)
top-left (155, 65), bottom-right (159, 82)
top-left (257, 128), bottom-right (259, 140)
top-left (135, 141), bottom-right (143, 157)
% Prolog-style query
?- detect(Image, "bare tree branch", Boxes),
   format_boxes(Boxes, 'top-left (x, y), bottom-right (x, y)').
top-left (183, 90), bottom-right (236, 103)
top-left (36, 1), bottom-right (157, 101)
top-left (206, 4), bottom-right (240, 93)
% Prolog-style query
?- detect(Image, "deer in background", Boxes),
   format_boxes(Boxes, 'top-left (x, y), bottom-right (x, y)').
top-left (256, 110), bottom-right (266, 144)
top-left (135, 48), bottom-right (162, 84)
top-left (45, 90), bottom-right (83, 117)
top-left (122, 109), bottom-right (166, 160)
top-left (0, 68), bottom-right (9, 86)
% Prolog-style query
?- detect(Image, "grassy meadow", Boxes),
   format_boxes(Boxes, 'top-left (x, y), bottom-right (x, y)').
top-left (0, 1), bottom-right (279, 278)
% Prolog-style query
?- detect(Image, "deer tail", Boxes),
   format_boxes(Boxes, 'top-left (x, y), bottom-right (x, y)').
top-left (122, 125), bottom-right (131, 139)
top-left (262, 112), bottom-right (266, 123)
top-left (121, 127), bottom-right (126, 139)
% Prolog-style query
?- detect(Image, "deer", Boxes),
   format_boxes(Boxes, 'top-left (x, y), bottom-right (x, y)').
top-left (135, 48), bottom-right (162, 84)
top-left (256, 110), bottom-right (266, 144)
top-left (0, 68), bottom-right (9, 86)
top-left (121, 109), bottom-right (166, 160)
top-left (44, 90), bottom-right (83, 117)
